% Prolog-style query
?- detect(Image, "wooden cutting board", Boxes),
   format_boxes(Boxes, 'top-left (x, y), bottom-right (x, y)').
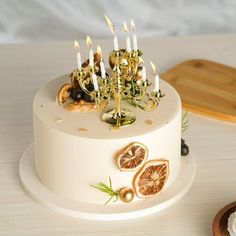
top-left (161, 59), bottom-right (236, 123)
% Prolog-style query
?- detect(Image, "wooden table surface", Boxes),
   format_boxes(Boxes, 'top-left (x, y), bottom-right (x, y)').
top-left (0, 34), bottom-right (236, 236)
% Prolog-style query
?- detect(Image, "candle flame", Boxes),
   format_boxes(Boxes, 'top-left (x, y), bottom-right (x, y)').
top-left (86, 36), bottom-right (92, 49)
top-left (104, 15), bottom-right (115, 35)
top-left (123, 21), bottom-right (128, 33)
top-left (150, 61), bottom-right (159, 74)
top-left (97, 45), bottom-right (102, 58)
top-left (131, 19), bottom-right (135, 31)
top-left (74, 40), bottom-right (80, 51)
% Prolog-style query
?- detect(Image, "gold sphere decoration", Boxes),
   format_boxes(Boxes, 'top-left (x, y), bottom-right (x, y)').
top-left (109, 53), bottom-right (116, 69)
top-left (119, 187), bottom-right (135, 203)
top-left (135, 66), bottom-right (143, 81)
top-left (109, 49), bottom-right (127, 69)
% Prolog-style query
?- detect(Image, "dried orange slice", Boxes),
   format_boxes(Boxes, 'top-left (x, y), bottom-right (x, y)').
top-left (63, 100), bottom-right (97, 112)
top-left (117, 142), bottom-right (148, 172)
top-left (57, 83), bottom-right (72, 105)
top-left (133, 160), bottom-right (169, 198)
top-left (71, 75), bottom-right (80, 89)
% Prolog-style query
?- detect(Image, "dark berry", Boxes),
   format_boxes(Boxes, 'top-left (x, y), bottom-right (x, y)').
top-left (70, 89), bottom-right (84, 101)
top-left (181, 144), bottom-right (189, 156)
top-left (86, 83), bottom-right (94, 92)
top-left (84, 93), bottom-right (95, 103)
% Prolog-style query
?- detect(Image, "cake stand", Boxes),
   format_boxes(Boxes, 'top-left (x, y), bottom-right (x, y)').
top-left (19, 143), bottom-right (196, 221)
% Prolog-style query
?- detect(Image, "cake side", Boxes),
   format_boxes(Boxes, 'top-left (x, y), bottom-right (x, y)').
top-left (33, 75), bottom-right (182, 204)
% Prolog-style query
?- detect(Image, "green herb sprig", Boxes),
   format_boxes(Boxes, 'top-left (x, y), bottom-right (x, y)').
top-left (182, 111), bottom-right (189, 133)
top-left (90, 177), bottom-right (118, 205)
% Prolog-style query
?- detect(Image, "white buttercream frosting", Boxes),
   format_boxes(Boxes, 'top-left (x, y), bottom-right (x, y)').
top-left (228, 211), bottom-right (236, 236)
top-left (33, 74), bottom-right (182, 204)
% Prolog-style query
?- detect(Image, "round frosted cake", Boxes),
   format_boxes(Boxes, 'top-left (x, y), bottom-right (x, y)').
top-left (33, 74), bottom-right (181, 204)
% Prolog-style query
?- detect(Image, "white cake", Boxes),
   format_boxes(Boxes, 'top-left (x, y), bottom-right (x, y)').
top-left (33, 74), bottom-right (181, 204)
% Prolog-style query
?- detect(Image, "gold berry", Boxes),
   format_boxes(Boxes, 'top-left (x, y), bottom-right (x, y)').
top-left (119, 187), bottom-right (135, 203)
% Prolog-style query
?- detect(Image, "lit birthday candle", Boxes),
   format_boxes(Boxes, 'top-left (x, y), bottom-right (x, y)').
top-left (150, 61), bottom-right (160, 92)
top-left (123, 21), bottom-right (131, 53)
top-left (141, 65), bottom-right (147, 82)
top-left (74, 41), bottom-right (81, 70)
top-left (131, 19), bottom-right (138, 51)
top-left (86, 36), bottom-right (94, 67)
top-left (104, 15), bottom-right (119, 51)
top-left (92, 72), bottom-right (99, 91)
top-left (97, 46), bottom-right (106, 79)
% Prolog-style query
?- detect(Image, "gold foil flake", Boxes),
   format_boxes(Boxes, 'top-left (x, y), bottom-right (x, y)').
top-left (116, 142), bottom-right (148, 172)
top-left (144, 119), bottom-right (153, 126)
top-left (78, 128), bottom-right (89, 132)
top-left (55, 118), bottom-right (63, 123)
top-left (109, 126), bottom-right (120, 132)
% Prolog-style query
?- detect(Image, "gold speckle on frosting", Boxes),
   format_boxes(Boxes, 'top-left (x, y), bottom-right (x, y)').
top-left (144, 119), bottom-right (153, 126)
top-left (78, 128), bottom-right (89, 132)
top-left (109, 126), bottom-right (120, 132)
top-left (55, 118), bottom-right (63, 123)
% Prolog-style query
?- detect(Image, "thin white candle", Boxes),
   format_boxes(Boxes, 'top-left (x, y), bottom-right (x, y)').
top-left (100, 61), bottom-right (106, 79)
top-left (154, 74), bottom-right (160, 91)
top-left (133, 34), bottom-right (137, 51)
top-left (74, 41), bottom-right (81, 70)
top-left (113, 36), bottom-right (119, 51)
top-left (97, 45), bottom-right (102, 61)
top-left (130, 20), bottom-right (138, 51)
top-left (89, 49), bottom-right (94, 67)
top-left (141, 66), bottom-right (147, 82)
top-left (131, 20), bottom-right (138, 51)
top-left (124, 21), bottom-right (131, 52)
top-left (104, 15), bottom-right (119, 51)
top-left (92, 73), bottom-right (99, 91)
top-left (97, 45), bottom-right (106, 79)
top-left (86, 36), bottom-right (94, 67)
top-left (150, 61), bottom-right (160, 92)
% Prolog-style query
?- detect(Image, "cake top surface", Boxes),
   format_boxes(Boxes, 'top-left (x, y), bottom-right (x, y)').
top-left (33, 74), bottom-right (181, 139)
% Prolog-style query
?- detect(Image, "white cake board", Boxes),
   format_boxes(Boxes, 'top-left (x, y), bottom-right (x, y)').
top-left (19, 143), bottom-right (196, 221)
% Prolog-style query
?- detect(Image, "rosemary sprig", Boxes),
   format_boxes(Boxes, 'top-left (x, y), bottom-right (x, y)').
top-left (90, 176), bottom-right (118, 205)
top-left (131, 79), bottom-right (136, 95)
top-left (181, 111), bottom-right (189, 133)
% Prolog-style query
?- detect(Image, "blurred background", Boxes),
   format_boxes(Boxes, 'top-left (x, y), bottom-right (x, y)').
top-left (0, 0), bottom-right (236, 43)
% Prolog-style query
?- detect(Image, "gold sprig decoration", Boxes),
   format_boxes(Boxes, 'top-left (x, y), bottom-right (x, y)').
top-left (181, 111), bottom-right (189, 133)
top-left (90, 176), bottom-right (118, 205)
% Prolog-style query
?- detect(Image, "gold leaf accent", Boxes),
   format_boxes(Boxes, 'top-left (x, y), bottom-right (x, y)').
top-left (144, 119), bottom-right (153, 126)
top-left (55, 118), bottom-right (63, 123)
top-left (78, 128), bottom-right (89, 132)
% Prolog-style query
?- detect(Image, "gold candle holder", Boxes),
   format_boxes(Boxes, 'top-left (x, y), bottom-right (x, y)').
top-left (60, 48), bottom-right (164, 128)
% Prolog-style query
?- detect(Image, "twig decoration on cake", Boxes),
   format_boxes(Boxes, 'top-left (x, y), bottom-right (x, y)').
top-left (181, 111), bottom-right (189, 133)
top-left (90, 176), bottom-right (118, 205)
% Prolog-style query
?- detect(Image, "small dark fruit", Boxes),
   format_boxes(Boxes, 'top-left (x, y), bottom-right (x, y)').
top-left (86, 83), bottom-right (94, 92)
top-left (70, 89), bottom-right (84, 101)
top-left (84, 93), bottom-right (95, 103)
top-left (181, 144), bottom-right (189, 156)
